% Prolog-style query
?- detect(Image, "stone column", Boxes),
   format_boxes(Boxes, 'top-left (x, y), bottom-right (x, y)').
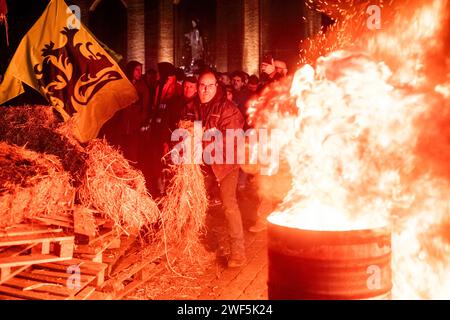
top-left (227, 0), bottom-right (243, 72)
top-left (260, 0), bottom-right (270, 58)
top-left (127, 0), bottom-right (146, 68)
top-left (302, 1), bottom-right (323, 39)
top-left (158, 0), bottom-right (174, 64)
top-left (215, 0), bottom-right (229, 71)
top-left (144, 0), bottom-right (159, 69)
top-left (242, 0), bottom-right (260, 75)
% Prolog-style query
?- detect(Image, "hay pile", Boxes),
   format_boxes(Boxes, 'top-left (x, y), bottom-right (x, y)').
top-left (0, 142), bottom-right (74, 229)
top-left (78, 140), bottom-right (159, 234)
top-left (0, 106), bottom-right (159, 234)
top-left (160, 162), bottom-right (208, 258)
top-left (157, 120), bottom-right (208, 259)
top-left (0, 106), bottom-right (209, 266)
top-left (0, 106), bottom-right (88, 184)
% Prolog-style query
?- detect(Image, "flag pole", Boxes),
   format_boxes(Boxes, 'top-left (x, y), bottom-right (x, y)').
top-left (0, 0), bottom-right (8, 47)
top-left (4, 15), bottom-right (8, 47)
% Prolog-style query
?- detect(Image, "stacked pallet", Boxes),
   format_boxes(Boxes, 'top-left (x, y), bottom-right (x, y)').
top-left (0, 215), bottom-right (164, 300)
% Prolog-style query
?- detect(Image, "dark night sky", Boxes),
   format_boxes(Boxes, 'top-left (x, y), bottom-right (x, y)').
top-left (1, 0), bottom-right (49, 73)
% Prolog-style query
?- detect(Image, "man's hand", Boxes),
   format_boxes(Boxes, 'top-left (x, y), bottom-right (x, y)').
top-left (261, 60), bottom-right (275, 75)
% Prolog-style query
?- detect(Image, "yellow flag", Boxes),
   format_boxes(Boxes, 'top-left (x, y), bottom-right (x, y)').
top-left (0, 0), bottom-right (137, 142)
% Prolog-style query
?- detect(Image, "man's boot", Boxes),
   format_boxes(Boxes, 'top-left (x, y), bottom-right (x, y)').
top-left (227, 242), bottom-right (246, 268)
top-left (227, 251), bottom-right (247, 268)
top-left (248, 217), bottom-right (267, 233)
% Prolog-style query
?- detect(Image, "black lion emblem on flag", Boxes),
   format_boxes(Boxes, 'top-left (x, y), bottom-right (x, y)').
top-left (34, 27), bottom-right (122, 116)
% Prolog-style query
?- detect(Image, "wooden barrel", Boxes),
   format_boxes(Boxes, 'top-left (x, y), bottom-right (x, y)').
top-left (267, 222), bottom-right (392, 300)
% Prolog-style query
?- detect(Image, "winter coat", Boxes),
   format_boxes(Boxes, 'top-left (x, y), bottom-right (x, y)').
top-left (190, 88), bottom-right (244, 181)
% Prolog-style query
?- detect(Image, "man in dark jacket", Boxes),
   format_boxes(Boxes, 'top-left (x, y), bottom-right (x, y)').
top-left (144, 62), bottom-right (183, 196)
top-left (192, 70), bottom-right (246, 268)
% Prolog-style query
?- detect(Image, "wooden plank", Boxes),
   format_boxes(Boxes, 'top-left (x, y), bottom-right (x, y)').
top-left (102, 249), bottom-right (165, 294)
top-left (112, 252), bottom-right (161, 283)
top-left (0, 285), bottom-right (64, 300)
top-left (74, 286), bottom-right (96, 300)
top-left (0, 254), bottom-right (73, 268)
top-left (55, 239), bottom-right (74, 258)
top-left (0, 233), bottom-right (74, 247)
top-left (0, 267), bottom-right (10, 282)
top-left (39, 259), bottom-right (107, 275)
top-left (31, 217), bottom-right (73, 229)
top-left (87, 229), bottom-right (116, 246)
top-left (20, 269), bottom-right (94, 286)
top-left (75, 233), bottom-right (121, 255)
top-left (0, 293), bottom-right (25, 300)
top-left (0, 244), bottom-right (36, 285)
top-left (104, 236), bottom-right (137, 275)
top-left (39, 259), bottom-right (107, 288)
top-left (88, 290), bottom-right (113, 300)
top-left (0, 226), bottom-right (63, 238)
top-left (5, 277), bottom-right (75, 297)
top-left (114, 263), bottom-right (164, 300)
top-left (0, 265), bottom-right (31, 285)
top-left (16, 268), bottom-right (96, 298)
top-left (74, 208), bottom-right (97, 237)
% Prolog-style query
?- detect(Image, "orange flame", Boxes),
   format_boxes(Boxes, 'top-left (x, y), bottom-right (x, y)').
top-left (250, 0), bottom-right (450, 299)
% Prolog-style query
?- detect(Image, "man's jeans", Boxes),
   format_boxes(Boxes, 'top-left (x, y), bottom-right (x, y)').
top-left (219, 168), bottom-right (245, 256)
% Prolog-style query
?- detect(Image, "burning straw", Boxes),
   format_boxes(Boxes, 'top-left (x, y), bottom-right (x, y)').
top-left (77, 139), bottom-right (160, 235)
top-left (0, 142), bottom-right (74, 229)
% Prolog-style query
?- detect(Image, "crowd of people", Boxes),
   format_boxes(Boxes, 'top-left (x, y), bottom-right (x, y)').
top-left (100, 56), bottom-right (289, 268)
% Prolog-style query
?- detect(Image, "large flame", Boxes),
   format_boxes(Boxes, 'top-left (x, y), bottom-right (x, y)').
top-left (249, 0), bottom-right (450, 299)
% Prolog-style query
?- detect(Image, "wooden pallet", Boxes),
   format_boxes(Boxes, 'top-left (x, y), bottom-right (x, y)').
top-left (101, 246), bottom-right (165, 300)
top-left (30, 212), bottom-right (74, 229)
top-left (101, 235), bottom-right (136, 276)
top-left (74, 229), bottom-right (121, 263)
top-left (0, 225), bottom-right (74, 284)
top-left (0, 258), bottom-right (109, 300)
